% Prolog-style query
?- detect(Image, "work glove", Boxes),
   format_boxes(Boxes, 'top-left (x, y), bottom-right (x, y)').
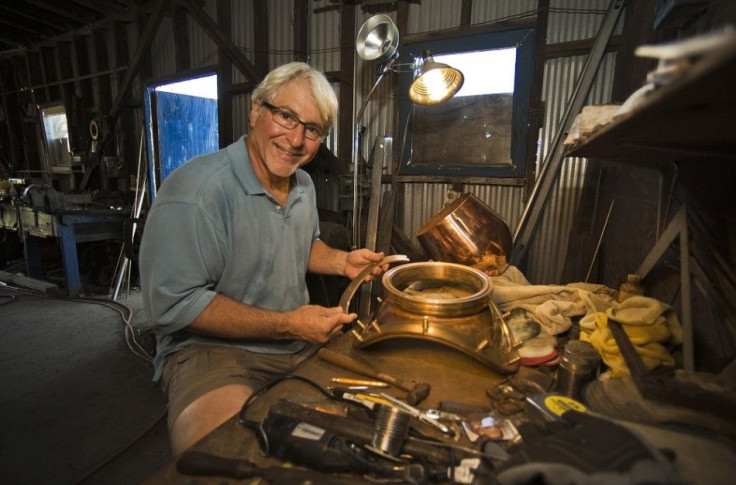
top-left (490, 410), bottom-right (684, 485)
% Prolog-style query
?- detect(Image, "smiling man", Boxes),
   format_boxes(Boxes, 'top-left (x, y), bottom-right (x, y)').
top-left (139, 62), bottom-right (386, 455)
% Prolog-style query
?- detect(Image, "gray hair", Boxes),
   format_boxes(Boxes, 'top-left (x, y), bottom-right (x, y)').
top-left (252, 62), bottom-right (338, 130)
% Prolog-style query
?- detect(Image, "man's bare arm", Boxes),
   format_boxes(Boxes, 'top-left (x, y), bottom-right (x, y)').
top-left (308, 239), bottom-right (385, 279)
top-left (187, 293), bottom-right (355, 343)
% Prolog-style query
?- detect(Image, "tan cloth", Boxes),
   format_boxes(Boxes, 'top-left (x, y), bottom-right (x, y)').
top-left (492, 267), bottom-right (682, 376)
top-left (492, 266), bottom-right (617, 335)
top-left (580, 296), bottom-right (683, 377)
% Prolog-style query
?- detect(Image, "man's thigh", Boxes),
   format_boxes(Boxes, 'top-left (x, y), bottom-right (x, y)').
top-left (161, 344), bottom-right (315, 429)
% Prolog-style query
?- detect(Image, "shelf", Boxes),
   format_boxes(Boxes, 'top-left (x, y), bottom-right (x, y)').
top-left (566, 40), bottom-right (736, 162)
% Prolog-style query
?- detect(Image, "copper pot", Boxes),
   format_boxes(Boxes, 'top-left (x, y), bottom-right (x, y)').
top-left (416, 193), bottom-right (512, 275)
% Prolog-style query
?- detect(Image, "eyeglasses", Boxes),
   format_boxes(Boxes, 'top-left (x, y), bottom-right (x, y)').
top-left (260, 101), bottom-right (327, 142)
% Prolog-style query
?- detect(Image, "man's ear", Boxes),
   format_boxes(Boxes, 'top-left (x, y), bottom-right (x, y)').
top-left (249, 102), bottom-right (260, 128)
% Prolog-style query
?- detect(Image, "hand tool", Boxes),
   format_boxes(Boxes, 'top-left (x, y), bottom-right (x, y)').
top-left (327, 385), bottom-right (371, 391)
top-left (331, 377), bottom-right (388, 387)
top-left (318, 347), bottom-right (431, 405)
top-left (379, 392), bottom-right (455, 438)
top-left (338, 254), bottom-right (409, 312)
top-left (177, 451), bottom-right (375, 484)
top-left (330, 389), bottom-right (390, 410)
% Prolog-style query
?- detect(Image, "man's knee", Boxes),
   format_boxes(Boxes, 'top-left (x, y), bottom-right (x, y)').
top-left (170, 383), bottom-right (252, 455)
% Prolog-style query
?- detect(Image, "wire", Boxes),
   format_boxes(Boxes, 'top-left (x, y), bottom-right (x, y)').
top-left (0, 282), bottom-right (163, 483)
top-left (0, 282), bottom-right (153, 363)
top-left (238, 374), bottom-right (336, 427)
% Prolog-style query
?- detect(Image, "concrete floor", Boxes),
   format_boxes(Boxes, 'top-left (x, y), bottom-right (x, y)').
top-left (0, 284), bottom-right (171, 484)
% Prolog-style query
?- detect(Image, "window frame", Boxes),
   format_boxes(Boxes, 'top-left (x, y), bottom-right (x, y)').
top-left (397, 27), bottom-right (536, 178)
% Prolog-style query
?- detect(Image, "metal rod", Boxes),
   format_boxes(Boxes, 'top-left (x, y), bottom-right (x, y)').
top-left (585, 199), bottom-right (614, 283)
top-left (511, 0), bottom-right (624, 268)
top-left (351, 55), bottom-right (398, 249)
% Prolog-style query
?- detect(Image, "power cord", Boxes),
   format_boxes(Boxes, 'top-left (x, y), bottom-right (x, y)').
top-left (0, 281), bottom-right (153, 363)
top-left (0, 281), bottom-right (165, 483)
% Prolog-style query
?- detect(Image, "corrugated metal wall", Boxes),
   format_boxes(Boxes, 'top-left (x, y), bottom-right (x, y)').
top-left (399, 0), bottom-right (619, 284)
top-left (145, 0), bottom-right (623, 285)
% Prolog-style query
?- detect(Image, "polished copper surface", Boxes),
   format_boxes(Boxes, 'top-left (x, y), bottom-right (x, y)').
top-left (352, 262), bottom-right (520, 375)
top-left (381, 262), bottom-right (491, 316)
top-left (415, 193), bottom-right (512, 276)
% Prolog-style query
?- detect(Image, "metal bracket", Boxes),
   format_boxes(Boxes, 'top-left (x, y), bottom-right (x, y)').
top-left (636, 204), bottom-right (692, 371)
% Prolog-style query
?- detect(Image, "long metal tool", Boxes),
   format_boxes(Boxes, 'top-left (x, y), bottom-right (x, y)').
top-left (338, 254), bottom-right (409, 313)
top-left (511, 0), bottom-right (625, 267)
top-left (359, 137), bottom-right (394, 321)
top-left (379, 392), bottom-right (455, 437)
top-left (584, 199), bottom-right (615, 282)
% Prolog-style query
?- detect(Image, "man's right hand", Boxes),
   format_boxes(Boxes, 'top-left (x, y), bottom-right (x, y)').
top-left (285, 305), bottom-right (357, 343)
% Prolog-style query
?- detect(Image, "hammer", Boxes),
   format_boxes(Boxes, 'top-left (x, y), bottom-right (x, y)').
top-left (317, 348), bottom-right (430, 405)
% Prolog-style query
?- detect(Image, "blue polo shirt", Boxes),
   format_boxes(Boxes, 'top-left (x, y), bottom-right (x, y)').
top-left (139, 136), bottom-right (320, 380)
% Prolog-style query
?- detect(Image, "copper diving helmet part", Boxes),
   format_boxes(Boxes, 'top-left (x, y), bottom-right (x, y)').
top-left (416, 193), bottom-right (513, 277)
top-left (351, 262), bottom-right (520, 375)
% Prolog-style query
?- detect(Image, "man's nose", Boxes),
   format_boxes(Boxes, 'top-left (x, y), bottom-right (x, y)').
top-left (286, 123), bottom-right (307, 146)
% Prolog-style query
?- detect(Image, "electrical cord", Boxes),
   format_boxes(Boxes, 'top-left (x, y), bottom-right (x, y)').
top-left (235, 373), bottom-right (492, 485)
top-left (0, 281), bottom-right (165, 483)
top-left (238, 374), bottom-right (338, 428)
top-left (0, 281), bottom-right (154, 363)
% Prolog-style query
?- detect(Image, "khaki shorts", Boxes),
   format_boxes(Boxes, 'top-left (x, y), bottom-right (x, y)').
top-left (160, 344), bottom-right (318, 429)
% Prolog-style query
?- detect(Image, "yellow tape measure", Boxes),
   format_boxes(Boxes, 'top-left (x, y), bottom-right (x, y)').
top-left (543, 395), bottom-right (587, 417)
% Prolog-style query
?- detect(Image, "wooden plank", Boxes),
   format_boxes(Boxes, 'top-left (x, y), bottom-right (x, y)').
top-left (0, 270), bottom-right (58, 293)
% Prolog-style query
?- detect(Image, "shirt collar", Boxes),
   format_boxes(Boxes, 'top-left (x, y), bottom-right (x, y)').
top-left (228, 135), bottom-right (308, 198)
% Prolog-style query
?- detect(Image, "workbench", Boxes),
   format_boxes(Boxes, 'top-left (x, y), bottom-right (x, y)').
top-left (18, 207), bottom-right (128, 296)
top-left (143, 327), bottom-right (736, 485)
top-left (144, 333), bottom-right (511, 484)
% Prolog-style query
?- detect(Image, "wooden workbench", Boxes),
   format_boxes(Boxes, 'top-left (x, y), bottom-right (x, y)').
top-left (144, 333), bottom-right (509, 484)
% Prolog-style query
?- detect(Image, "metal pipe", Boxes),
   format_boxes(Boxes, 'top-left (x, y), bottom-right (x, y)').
top-left (351, 55), bottom-right (398, 249)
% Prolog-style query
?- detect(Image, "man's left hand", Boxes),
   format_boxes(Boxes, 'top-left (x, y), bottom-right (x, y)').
top-left (344, 249), bottom-right (387, 281)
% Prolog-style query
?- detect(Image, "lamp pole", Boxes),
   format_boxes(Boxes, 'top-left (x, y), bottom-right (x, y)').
top-left (350, 54), bottom-right (398, 249)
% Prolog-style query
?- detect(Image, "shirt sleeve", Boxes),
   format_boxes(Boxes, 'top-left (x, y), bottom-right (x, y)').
top-left (139, 199), bottom-right (223, 334)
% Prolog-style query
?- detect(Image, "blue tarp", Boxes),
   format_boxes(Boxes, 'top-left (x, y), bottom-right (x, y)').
top-left (156, 91), bottom-right (219, 182)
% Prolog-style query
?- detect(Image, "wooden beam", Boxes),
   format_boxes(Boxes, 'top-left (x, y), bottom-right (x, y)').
top-left (22, 0), bottom-right (98, 25)
top-left (216, 0), bottom-right (233, 147)
top-left (173, 5), bottom-right (191, 72)
top-left (611, 0), bottom-right (669, 103)
top-left (523, 0), bottom-right (549, 198)
top-left (41, 46), bottom-right (60, 101)
top-left (73, 34), bottom-right (95, 112)
top-left (108, 0), bottom-right (170, 120)
top-left (545, 35), bottom-right (623, 59)
top-left (93, 29), bottom-right (112, 114)
top-left (253, 0), bottom-right (268, 76)
top-left (179, 0), bottom-right (261, 83)
top-left (58, 50), bottom-right (76, 115)
top-left (460, 0), bottom-right (472, 27)
top-left (404, 18), bottom-right (536, 44)
top-left (294, 1), bottom-right (309, 63)
top-left (338, 3), bottom-right (355, 168)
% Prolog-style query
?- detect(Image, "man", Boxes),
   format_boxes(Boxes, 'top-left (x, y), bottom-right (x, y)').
top-left (139, 62), bottom-right (386, 455)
